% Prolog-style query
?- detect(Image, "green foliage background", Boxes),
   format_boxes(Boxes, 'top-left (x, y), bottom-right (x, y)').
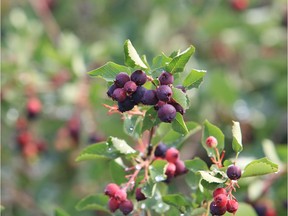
top-left (1, 0), bottom-right (287, 215)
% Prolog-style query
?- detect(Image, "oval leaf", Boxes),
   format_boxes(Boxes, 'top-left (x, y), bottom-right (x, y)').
top-left (124, 39), bottom-right (148, 69)
top-left (162, 194), bottom-right (190, 213)
top-left (172, 87), bottom-right (188, 110)
top-left (140, 179), bottom-right (157, 198)
top-left (172, 113), bottom-right (189, 135)
top-left (198, 171), bottom-right (226, 183)
top-left (149, 160), bottom-right (168, 182)
top-left (183, 69), bottom-right (206, 89)
top-left (54, 207), bottom-right (70, 216)
top-left (76, 194), bottom-right (110, 213)
top-left (141, 107), bottom-right (161, 133)
top-left (109, 137), bottom-right (136, 155)
top-left (232, 121), bottom-right (243, 153)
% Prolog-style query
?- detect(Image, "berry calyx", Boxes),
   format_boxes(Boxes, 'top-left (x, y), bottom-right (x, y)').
top-left (156, 85), bottom-right (173, 102)
top-left (214, 194), bottom-right (228, 207)
top-left (226, 199), bottom-right (239, 213)
top-left (227, 165), bottom-right (242, 180)
top-left (115, 72), bottom-right (130, 88)
top-left (213, 188), bottom-right (227, 197)
top-left (130, 70), bottom-right (147, 86)
top-left (206, 136), bottom-right (218, 148)
top-left (124, 81), bottom-right (137, 94)
top-left (135, 188), bottom-right (146, 201)
top-left (141, 90), bottom-right (158, 105)
top-left (108, 197), bottom-right (120, 212)
top-left (210, 201), bottom-right (227, 215)
top-left (154, 143), bottom-right (168, 158)
top-left (119, 199), bottom-right (134, 215)
top-left (165, 147), bottom-right (179, 163)
top-left (112, 88), bottom-right (127, 102)
top-left (104, 183), bottom-right (120, 197)
top-left (158, 71), bottom-right (174, 85)
top-left (114, 189), bottom-right (127, 202)
top-left (157, 104), bottom-right (176, 123)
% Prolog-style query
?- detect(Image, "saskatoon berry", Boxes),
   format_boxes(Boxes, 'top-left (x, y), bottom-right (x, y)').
top-left (165, 162), bottom-right (176, 178)
top-left (176, 85), bottom-right (186, 93)
top-left (124, 81), bottom-right (137, 94)
top-left (154, 143), bottom-right (168, 158)
top-left (154, 101), bottom-right (166, 111)
top-left (213, 188), bottom-right (227, 197)
top-left (108, 197), bottom-right (120, 212)
top-left (115, 72), bottom-right (130, 88)
top-left (206, 136), bottom-right (218, 148)
top-left (226, 199), bottom-right (239, 213)
top-left (131, 70), bottom-right (147, 86)
top-left (156, 85), bottom-right (173, 102)
top-left (230, 0), bottom-right (248, 11)
top-left (210, 201), bottom-right (227, 215)
top-left (135, 188), bottom-right (146, 201)
top-left (227, 165), bottom-right (242, 180)
top-left (118, 98), bottom-right (135, 112)
top-left (165, 147), bottom-right (179, 163)
top-left (119, 199), bottom-right (134, 215)
top-left (107, 84), bottom-right (117, 98)
top-left (158, 104), bottom-right (176, 123)
top-left (214, 194), bottom-right (228, 207)
top-left (141, 90), bottom-right (158, 105)
top-left (131, 86), bottom-right (146, 104)
top-left (169, 102), bottom-right (185, 115)
top-left (27, 97), bottom-right (42, 119)
top-left (105, 183), bottom-right (120, 197)
top-left (115, 189), bottom-right (127, 202)
top-left (175, 159), bottom-right (188, 176)
top-left (112, 88), bottom-right (127, 102)
top-left (158, 71), bottom-right (174, 85)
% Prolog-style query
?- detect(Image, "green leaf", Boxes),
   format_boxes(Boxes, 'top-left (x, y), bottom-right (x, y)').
top-left (123, 115), bottom-right (142, 139)
top-left (124, 39), bottom-right (148, 69)
top-left (162, 194), bottom-right (190, 213)
top-left (185, 171), bottom-right (201, 190)
top-left (224, 202), bottom-right (257, 216)
top-left (242, 157), bottom-right (279, 178)
top-left (75, 194), bottom-right (110, 213)
top-left (109, 159), bottom-right (127, 184)
top-left (191, 207), bottom-right (207, 216)
top-left (232, 121), bottom-right (243, 153)
top-left (109, 137), bottom-right (136, 155)
top-left (149, 160), bottom-right (168, 182)
top-left (166, 45), bottom-right (195, 73)
top-left (54, 207), bottom-right (70, 216)
top-left (172, 87), bottom-right (188, 110)
top-left (141, 179), bottom-right (157, 198)
top-left (142, 107), bottom-right (161, 133)
top-left (152, 53), bottom-right (172, 69)
top-left (185, 158), bottom-right (209, 172)
top-left (183, 69), bottom-right (206, 89)
top-left (88, 61), bottom-right (131, 82)
top-left (198, 171), bottom-right (226, 183)
top-left (172, 113), bottom-right (189, 135)
top-left (201, 120), bottom-right (225, 158)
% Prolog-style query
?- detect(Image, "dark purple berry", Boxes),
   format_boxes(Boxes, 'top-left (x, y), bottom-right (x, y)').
top-left (210, 201), bottom-right (227, 215)
top-left (158, 71), bottom-right (174, 85)
top-left (154, 143), bottom-right (168, 158)
top-left (124, 81), bottom-right (137, 94)
top-left (226, 165), bottom-right (242, 180)
top-left (131, 86), bottom-right (146, 104)
top-left (176, 85), bottom-right (186, 93)
top-left (115, 72), bottom-right (130, 88)
top-left (107, 84), bottom-right (117, 98)
top-left (118, 98), bottom-right (135, 112)
top-left (119, 199), bottom-right (134, 215)
top-left (157, 104), bottom-right (176, 123)
top-left (156, 85), bottom-right (173, 102)
top-left (112, 88), bottom-right (127, 102)
top-left (135, 188), bottom-right (146, 201)
top-left (169, 102), bottom-right (185, 115)
top-left (154, 101), bottom-right (166, 111)
top-left (141, 90), bottom-right (159, 105)
top-left (131, 70), bottom-right (147, 86)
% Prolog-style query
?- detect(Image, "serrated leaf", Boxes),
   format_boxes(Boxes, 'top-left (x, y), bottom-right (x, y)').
top-left (75, 194), bottom-right (110, 213)
top-left (109, 159), bottom-right (126, 184)
top-left (166, 45), bottom-right (195, 73)
top-left (141, 179), bottom-right (157, 198)
top-left (149, 160), bottom-right (168, 182)
top-left (198, 171), bottom-right (226, 183)
top-left (172, 113), bottom-right (189, 135)
top-left (232, 121), bottom-right (243, 153)
top-left (200, 179), bottom-right (221, 190)
top-left (191, 207), bottom-right (207, 216)
top-left (88, 61), bottom-right (131, 82)
top-left (124, 40), bottom-right (147, 69)
top-left (183, 69), bottom-right (206, 89)
top-left (152, 53), bottom-right (172, 69)
top-left (185, 158), bottom-right (209, 172)
top-left (242, 157), bottom-right (278, 178)
top-left (142, 107), bottom-right (161, 133)
top-left (162, 194), bottom-right (190, 213)
top-left (54, 207), bottom-right (70, 216)
top-left (172, 87), bottom-right (188, 109)
top-left (201, 120), bottom-right (225, 158)
top-left (109, 137), bottom-right (136, 155)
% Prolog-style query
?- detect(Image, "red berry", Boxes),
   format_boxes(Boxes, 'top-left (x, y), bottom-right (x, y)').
top-left (114, 189), bottom-right (127, 202)
top-left (226, 199), bottom-right (239, 213)
top-left (165, 148), bottom-right (179, 163)
top-left (230, 0), bottom-right (248, 11)
top-left (227, 165), bottom-right (242, 180)
top-left (104, 183), bottom-right (120, 197)
top-left (17, 131), bottom-right (33, 146)
top-left (26, 97), bottom-right (42, 119)
top-left (108, 197), bottom-right (120, 212)
top-left (135, 188), bottom-right (146, 201)
top-left (213, 188), bottom-right (227, 197)
top-left (210, 201), bottom-right (227, 215)
top-left (119, 199), bottom-right (134, 215)
top-left (165, 162), bottom-right (176, 178)
top-left (124, 81), bottom-right (137, 94)
top-left (214, 194), bottom-right (228, 207)
top-left (175, 159), bottom-right (188, 176)
top-left (206, 136), bottom-right (218, 148)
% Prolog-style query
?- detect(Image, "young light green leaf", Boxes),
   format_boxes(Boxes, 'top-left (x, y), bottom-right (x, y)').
top-left (172, 113), bottom-right (189, 135)
top-left (75, 194), bottom-right (110, 213)
top-left (166, 45), bottom-right (195, 73)
top-left (162, 194), bottom-right (190, 213)
top-left (88, 61), bottom-right (131, 82)
top-left (109, 137), bottom-right (136, 155)
top-left (202, 120), bottom-right (225, 158)
top-left (124, 39), bottom-right (148, 69)
top-left (149, 160), bottom-right (168, 183)
top-left (54, 207), bottom-right (70, 216)
top-left (141, 107), bottom-right (161, 133)
top-left (198, 171), bottom-right (226, 183)
top-left (183, 69), bottom-right (206, 89)
top-left (232, 121), bottom-right (243, 153)
top-left (241, 157), bottom-right (279, 178)
top-left (141, 179), bottom-right (157, 198)
top-left (172, 87), bottom-right (188, 109)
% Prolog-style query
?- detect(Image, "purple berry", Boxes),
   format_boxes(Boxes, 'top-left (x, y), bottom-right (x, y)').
top-left (157, 104), bottom-right (176, 123)
top-left (141, 90), bottom-right (159, 105)
top-left (112, 88), bottom-right (127, 102)
top-left (154, 101), bottom-right (166, 111)
top-left (108, 197), bottom-right (119, 212)
top-left (131, 86), bottom-right (146, 104)
top-left (156, 85), bottom-right (173, 102)
top-left (107, 84), bottom-right (117, 98)
top-left (119, 199), bottom-right (134, 215)
top-left (135, 188), bottom-right (146, 201)
top-left (158, 71), bottom-right (174, 85)
top-left (124, 81), bottom-right (137, 94)
top-left (115, 72), bottom-right (130, 88)
top-left (118, 98), bottom-right (135, 112)
top-left (130, 70), bottom-right (147, 86)
top-left (227, 165), bottom-right (242, 180)
top-left (154, 143), bottom-right (168, 158)
top-left (210, 201), bottom-right (227, 215)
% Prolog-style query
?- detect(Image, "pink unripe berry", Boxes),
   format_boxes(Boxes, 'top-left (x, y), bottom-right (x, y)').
top-left (104, 183), bottom-right (120, 197)
top-left (165, 162), bottom-right (176, 178)
top-left (114, 189), bottom-right (127, 202)
top-left (206, 136), bottom-right (218, 148)
top-left (213, 188), bottom-right (227, 197)
top-left (108, 197), bottom-right (120, 212)
top-left (175, 159), bottom-right (188, 176)
top-left (226, 199), bottom-right (239, 213)
top-left (165, 147), bottom-right (179, 163)
top-left (214, 194), bottom-right (228, 207)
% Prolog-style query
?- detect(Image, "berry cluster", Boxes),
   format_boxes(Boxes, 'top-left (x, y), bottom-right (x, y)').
top-left (154, 143), bottom-right (188, 181)
top-left (104, 183), bottom-right (133, 215)
top-left (210, 187), bottom-right (239, 215)
top-left (107, 70), bottom-right (186, 123)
